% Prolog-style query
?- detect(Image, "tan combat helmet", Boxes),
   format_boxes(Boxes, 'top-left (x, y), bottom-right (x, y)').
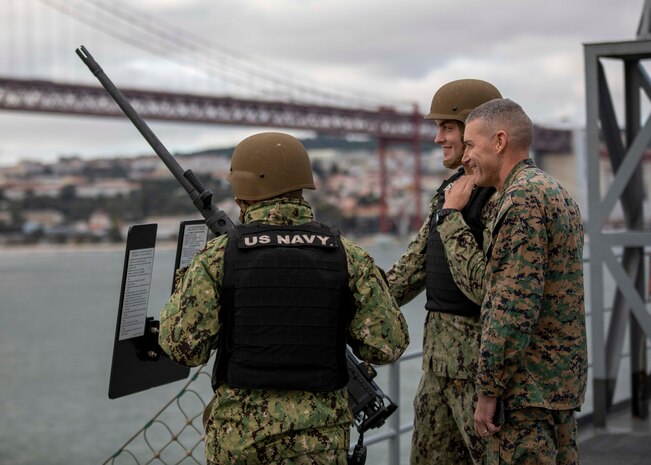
top-left (424, 79), bottom-right (502, 122)
top-left (227, 132), bottom-right (316, 201)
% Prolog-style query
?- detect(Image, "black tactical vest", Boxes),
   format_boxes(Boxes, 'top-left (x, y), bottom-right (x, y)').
top-left (212, 221), bottom-right (353, 392)
top-left (424, 169), bottom-right (495, 316)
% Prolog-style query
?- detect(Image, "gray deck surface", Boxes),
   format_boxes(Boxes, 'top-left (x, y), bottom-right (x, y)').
top-left (579, 410), bottom-right (651, 464)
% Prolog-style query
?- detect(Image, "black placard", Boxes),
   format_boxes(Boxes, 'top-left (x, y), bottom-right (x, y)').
top-left (108, 223), bottom-right (189, 399)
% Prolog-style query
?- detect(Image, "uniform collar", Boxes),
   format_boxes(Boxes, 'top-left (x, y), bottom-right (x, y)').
top-left (502, 158), bottom-right (536, 191)
top-left (243, 198), bottom-right (314, 225)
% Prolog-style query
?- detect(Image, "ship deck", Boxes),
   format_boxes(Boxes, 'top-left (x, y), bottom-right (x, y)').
top-left (579, 405), bottom-right (651, 464)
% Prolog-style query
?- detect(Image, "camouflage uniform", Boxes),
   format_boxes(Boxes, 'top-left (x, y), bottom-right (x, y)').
top-left (444, 159), bottom-right (587, 465)
top-left (159, 198), bottom-right (409, 465)
top-left (387, 176), bottom-right (496, 465)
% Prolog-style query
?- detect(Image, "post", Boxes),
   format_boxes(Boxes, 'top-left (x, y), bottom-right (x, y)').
top-left (378, 137), bottom-right (390, 233)
top-left (412, 104), bottom-right (423, 231)
top-left (387, 362), bottom-right (401, 465)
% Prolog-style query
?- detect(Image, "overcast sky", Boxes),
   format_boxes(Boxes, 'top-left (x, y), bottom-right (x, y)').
top-left (0, 0), bottom-right (647, 166)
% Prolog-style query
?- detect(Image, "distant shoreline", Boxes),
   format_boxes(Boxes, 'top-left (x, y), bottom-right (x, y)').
top-left (0, 234), bottom-right (407, 254)
top-left (0, 241), bottom-right (178, 254)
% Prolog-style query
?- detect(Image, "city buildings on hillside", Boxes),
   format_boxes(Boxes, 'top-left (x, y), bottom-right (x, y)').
top-left (1, 131), bottom-right (650, 245)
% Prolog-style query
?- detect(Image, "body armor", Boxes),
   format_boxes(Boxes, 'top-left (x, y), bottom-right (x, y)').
top-left (425, 170), bottom-right (495, 316)
top-left (212, 222), bottom-right (353, 392)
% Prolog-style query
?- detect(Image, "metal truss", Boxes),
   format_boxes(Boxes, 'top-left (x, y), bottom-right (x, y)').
top-left (585, 38), bottom-right (651, 427)
top-left (0, 77), bottom-right (570, 152)
top-left (0, 77), bottom-right (432, 141)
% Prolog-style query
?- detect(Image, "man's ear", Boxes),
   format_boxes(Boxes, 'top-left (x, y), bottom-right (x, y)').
top-left (495, 130), bottom-right (507, 154)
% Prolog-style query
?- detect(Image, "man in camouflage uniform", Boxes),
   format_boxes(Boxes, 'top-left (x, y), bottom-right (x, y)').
top-left (450, 98), bottom-right (587, 465)
top-left (387, 79), bottom-right (502, 465)
top-left (159, 132), bottom-right (409, 465)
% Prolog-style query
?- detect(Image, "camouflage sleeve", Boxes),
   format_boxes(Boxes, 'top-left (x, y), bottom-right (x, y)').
top-left (386, 196), bottom-right (437, 305)
top-left (342, 237), bottom-right (410, 365)
top-left (476, 193), bottom-right (546, 397)
top-left (158, 235), bottom-right (228, 367)
top-left (437, 192), bottom-right (497, 305)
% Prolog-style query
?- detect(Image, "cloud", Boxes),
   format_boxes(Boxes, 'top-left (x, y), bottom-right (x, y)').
top-left (0, 0), bottom-right (647, 165)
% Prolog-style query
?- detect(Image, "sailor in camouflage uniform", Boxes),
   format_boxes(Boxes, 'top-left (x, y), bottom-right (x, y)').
top-left (159, 132), bottom-right (409, 465)
top-left (450, 98), bottom-right (587, 465)
top-left (386, 79), bottom-right (502, 465)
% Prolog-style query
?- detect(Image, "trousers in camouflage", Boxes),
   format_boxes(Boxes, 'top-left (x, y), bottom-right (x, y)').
top-left (410, 372), bottom-right (485, 465)
top-left (203, 394), bottom-right (350, 465)
top-left (485, 408), bottom-right (578, 465)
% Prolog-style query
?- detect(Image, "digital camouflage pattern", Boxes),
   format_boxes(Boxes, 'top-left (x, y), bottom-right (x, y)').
top-left (386, 176), bottom-right (496, 465)
top-left (159, 198), bottom-right (409, 465)
top-left (484, 408), bottom-right (578, 465)
top-left (411, 372), bottom-right (485, 465)
top-left (441, 159), bottom-right (586, 463)
top-left (472, 159), bottom-right (587, 410)
top-left (203, 386), bottom-right (350, 465)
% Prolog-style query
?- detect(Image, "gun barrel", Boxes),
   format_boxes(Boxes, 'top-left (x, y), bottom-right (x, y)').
top-left (75, 46), bottom-right (103, 77)
top-left (76, 45), bottom-right (234, 236)
top-left (75, 45), bottom-right (193, 195)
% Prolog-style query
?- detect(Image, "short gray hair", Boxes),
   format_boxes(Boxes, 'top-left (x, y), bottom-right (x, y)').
top-left (466, 98), bottom-right (533, 150)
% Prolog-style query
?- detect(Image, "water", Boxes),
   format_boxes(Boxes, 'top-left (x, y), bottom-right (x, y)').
top-left (0, 242), bottom-right (426, 465)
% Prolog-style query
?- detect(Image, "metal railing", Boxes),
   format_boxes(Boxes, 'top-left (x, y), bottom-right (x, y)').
top-left (363, 350), bottom-right (421, 464)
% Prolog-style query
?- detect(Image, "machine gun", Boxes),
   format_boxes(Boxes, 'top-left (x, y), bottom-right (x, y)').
top-left (75, 45), bottom-right (397, 435)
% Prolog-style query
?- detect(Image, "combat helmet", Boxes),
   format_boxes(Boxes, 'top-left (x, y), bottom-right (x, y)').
top-left (424, 79), bottom-right (502, 122)
top-left (227, 132), bottom-right (316, 201)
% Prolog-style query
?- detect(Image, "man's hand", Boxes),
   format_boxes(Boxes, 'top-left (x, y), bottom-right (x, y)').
top-left (474, 394), bottom-right (502, 437)
top-left (443, 175), bottom-right (475, 210)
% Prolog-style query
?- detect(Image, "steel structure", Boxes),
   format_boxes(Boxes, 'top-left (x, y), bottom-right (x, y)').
top-left (0, 78), bottom-right (571, 147)
top-left (0, 77), bottom-right (572, 231)
top-left (0, 78), bottom-right (434, 140)
top-left (584, 36), bottom-right (651, 427)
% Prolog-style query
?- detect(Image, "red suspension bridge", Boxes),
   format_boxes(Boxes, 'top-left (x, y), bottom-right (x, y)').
top-left (0, 0), bottom-right (572, 231)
